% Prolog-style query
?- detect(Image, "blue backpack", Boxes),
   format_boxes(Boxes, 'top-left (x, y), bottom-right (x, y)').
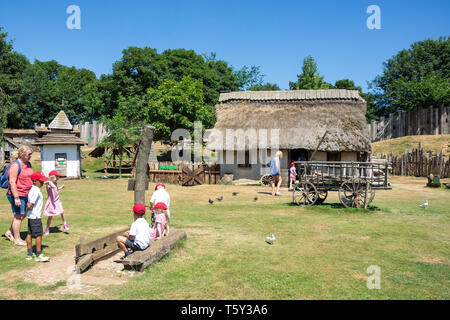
top-left (0, 160), bottom-right (21, 189)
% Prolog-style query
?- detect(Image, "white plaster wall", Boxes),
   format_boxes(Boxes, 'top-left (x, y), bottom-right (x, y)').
top-left (341, 152), bottom-right (357, 162)
top-left (41, 145), bottom-right (80, 178)
top-left (312, 151), bottom-right (327, 161)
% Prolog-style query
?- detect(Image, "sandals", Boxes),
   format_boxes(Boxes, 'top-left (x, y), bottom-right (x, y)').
top-left (5, 230), bottom-right (14, 242)
top-left (14, 240), bottom-right (27, 246)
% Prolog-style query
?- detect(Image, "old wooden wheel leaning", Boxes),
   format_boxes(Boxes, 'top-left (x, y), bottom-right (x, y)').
top-left (338, 178), bottom-right (375, 208)
top-left (293, 182), bottom-right (318, 206)
top-left (315, 189), bottom-right (328, 204)
top-left (260, 174), bottom-right (273, 186)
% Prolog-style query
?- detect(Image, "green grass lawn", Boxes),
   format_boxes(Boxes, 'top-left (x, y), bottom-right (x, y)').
top-left (0, 176), bottom-right (449, 299)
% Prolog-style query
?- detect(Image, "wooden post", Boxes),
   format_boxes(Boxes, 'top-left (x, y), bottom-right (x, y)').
top-left (135, 125), bottom-right (155, 205)
top-left (364, 180), bottom-right (369, 210)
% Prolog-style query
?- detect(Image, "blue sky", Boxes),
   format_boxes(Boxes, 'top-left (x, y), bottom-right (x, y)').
top-left (0, 0), bottom-right (448, 91)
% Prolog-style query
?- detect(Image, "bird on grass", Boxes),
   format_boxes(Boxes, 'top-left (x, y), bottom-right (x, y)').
top-left (216, 196), bottom-right (223, 201)
top-left (232, 192), bottom-right (239, 196)
top-left (254, 196), bottom-right (258, 202)
top-left (208, 199), bottom-right (214, 204)
top-left (265, 234), bottom-right (276, 245)
top-left (419, 200), bottom-right (428, 209)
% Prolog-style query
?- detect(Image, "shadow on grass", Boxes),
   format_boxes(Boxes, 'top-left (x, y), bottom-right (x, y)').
top-left (286, 201), bottom-right (383, 212)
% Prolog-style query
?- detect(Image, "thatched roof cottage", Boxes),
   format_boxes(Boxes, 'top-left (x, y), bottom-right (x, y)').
top-left (206, 89), bottom-right (371, 181)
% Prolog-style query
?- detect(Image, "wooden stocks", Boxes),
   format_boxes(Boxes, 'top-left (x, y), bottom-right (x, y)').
top-left (134, 125), bottom-right (155, 205)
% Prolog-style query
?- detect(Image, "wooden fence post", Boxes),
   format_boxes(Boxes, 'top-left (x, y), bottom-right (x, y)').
top-left (135, 125), bottom-right (155, 205)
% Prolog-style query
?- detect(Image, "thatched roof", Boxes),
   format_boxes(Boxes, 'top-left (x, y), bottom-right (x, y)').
top-left (207, 89), bottom-right (371, 152)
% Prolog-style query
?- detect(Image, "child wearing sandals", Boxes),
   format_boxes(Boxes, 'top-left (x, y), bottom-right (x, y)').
top-left (26, 172), bottom-right (50, 262)
top-left (43, 170), bottom-right (68, 235)
top-left (150, 202), bottom-right (170, 240)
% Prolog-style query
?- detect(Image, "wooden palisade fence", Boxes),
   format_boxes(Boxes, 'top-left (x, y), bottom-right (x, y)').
top-left (379, 143), bottom-right (450, 178)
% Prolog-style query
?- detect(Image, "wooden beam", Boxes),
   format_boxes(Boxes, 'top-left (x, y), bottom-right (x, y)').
top-left (75, 227), bottom-right (129, 272)
top-left (122, 228), bottom-right (187, 272)
top-left (135, 125), bottom-right (155, 204)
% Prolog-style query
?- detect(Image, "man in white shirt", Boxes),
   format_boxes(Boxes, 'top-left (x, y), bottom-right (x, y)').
top-left (150, 182), bottom-right (171, 217)
top-left (116, 203), bottom-right (151, 259)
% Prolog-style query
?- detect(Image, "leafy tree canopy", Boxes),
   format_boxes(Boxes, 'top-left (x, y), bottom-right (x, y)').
top-left (248, 82), bottom-right (281, 91)
top-left (289, 55), bottom-right (333, 90)
top-left (370, 37), bottom-right (450, 115)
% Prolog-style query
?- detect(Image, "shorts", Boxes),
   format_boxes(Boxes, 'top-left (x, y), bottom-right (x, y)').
top-left (272, 174), bottom-right (281, 185)
top-left (125, 238), bottom-right (143, 252)
top-left (27, 218), bottom-right (43, 237)
top-left (6, 193), bottom-right (28, 216)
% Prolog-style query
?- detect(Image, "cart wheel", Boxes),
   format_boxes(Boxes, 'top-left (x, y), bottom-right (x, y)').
top-left (316, 190), bottom-right (328, 204)
top-left (260, 174), bottom-right (273, 186)
top-left (293, 182), bottom-right (318, 206)
top-left (338, 179), bottom-right (375, 208)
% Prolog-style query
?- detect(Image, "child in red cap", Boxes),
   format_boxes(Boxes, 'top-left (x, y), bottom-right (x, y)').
top-left (116, 203), bottom-right (151, 259)
top-left (26, 172), bottom-right (50, 262)
top-left (150, 202), bottom-right (170, 240)
top-left (288, 162), bottom-right (297, 191)
top-left (43, 170), bottom-right (68, 235)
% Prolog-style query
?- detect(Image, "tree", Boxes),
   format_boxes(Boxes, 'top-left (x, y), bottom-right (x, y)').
top-left (106, 76), bottom-right (214, 141)
top-left (248, 82), bottom-right (280, 91)
top-left (143, 76), bottom-right (215, 140)
top-left (289, 56), bottom-right (333, 90)
top-left (99, 113), bottom-right (142, 178)
top-left (234, 65), bottom-right (265, 90)
top-left (334, 79), bottom-right (360, 90)
top-left (105, 47), bottom-right (239, 114)
top-left (0, 27), bottom-right (30, 129)
top-left (370, 37), bottom-right (450, 115)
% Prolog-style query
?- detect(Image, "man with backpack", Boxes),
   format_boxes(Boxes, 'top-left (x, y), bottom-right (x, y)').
top-left (1, 146), bottom-right (34, 246)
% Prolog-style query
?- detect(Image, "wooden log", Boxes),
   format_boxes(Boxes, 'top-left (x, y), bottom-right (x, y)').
top-left (135, 125), bottom-right (155, 205)
top-left (75, 254), bottom-right (93, 273)
top-left (75, 227), bottom-right (129, 260)
top-left (122, 228), bottom-right (187, 272)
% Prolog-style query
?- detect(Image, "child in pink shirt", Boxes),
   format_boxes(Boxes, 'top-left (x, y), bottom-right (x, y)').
top-left (289, 162), bottom-right (297, 191)
top-left (43, 170), bottom-right (68, 235)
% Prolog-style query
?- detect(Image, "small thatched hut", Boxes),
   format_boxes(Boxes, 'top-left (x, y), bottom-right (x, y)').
top-left (206, 89), bottom-right (371, 181)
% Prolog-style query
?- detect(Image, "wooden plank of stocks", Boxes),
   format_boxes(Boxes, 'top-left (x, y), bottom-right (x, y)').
top-left (75, 227), bottom-right (129, 272)
top-left (122, 228), bottom-right (187, 272)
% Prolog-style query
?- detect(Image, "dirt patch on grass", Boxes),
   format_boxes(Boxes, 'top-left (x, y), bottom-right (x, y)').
top-left (1, 250), bottom-right (136, 296)
top-left (418, 255), bottom-right (447, 264)
top-left (353, 273), bottom-right (367, 280)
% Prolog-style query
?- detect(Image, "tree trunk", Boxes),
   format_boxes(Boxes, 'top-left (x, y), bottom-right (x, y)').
top-left (134, 125), bottom-right (155, 205)
top-left (119, 151), bottom-right (123, 178)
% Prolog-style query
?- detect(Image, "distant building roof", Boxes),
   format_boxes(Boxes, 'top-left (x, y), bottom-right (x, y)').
top-left (33, 134), bottom-right (86, 146)
top-left (3, 129), bottom-right (38, 136)
top-left (48, 111), bottom-right (73, 130)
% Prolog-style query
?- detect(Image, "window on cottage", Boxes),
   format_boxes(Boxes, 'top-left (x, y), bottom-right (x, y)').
top-left (327, 152), bottom-right (340, 161)
top-left (238, 151), bottom-right (252, 168)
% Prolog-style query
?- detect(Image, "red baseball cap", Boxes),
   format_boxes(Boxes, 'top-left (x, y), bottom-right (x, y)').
top-left (151, 202), bottom-right (167, 210)
top-left (154, 182), bottom-right (166, 190)
top-left (48, 170), bottom-right (62, 177)
top-left (133, 203), bottom-right (146, 215)
top-left (31, 171), bottom-right (48, 182)
top-left (290, 162), bottom-right (295, 166)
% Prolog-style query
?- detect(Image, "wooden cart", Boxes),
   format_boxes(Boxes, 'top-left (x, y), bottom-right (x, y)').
top-left (292, 161), bottom-right (391, 208)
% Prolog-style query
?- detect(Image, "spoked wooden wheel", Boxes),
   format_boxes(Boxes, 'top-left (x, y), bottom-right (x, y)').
top-left (338, 179), bottom-right (375, 208)
top-left (293, 182), bottom-right (318, 206)
top-left (260, 174), bottom-right (273, 186)
top-left (316, 190), bottom-right (328, 205)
